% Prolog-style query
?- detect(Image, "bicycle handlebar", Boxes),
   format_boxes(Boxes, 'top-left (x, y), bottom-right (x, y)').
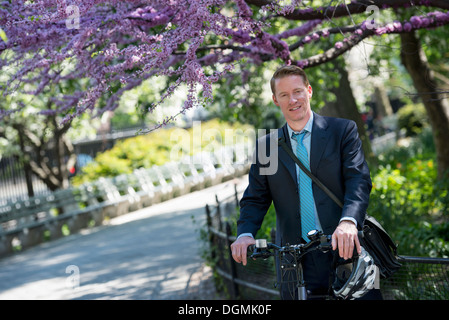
top-left (248, 229), bottom-right (364, 260)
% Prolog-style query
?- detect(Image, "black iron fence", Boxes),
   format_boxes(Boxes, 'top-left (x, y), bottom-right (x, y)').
top-left (0, 131), bottom-right (119, 204)
top-left (205, 192), bottom-right (449, 300)
top-left (0, 157), bottom-right (50, 203)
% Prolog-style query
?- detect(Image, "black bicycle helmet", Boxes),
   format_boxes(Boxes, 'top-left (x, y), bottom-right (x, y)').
top-left (332, 246), bottom-right (377, 300)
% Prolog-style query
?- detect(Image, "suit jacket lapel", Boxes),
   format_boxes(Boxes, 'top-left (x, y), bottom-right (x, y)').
top-left (310, 113), bottom-right (329, 175)
top-left (277, 124), bottom-right (297, 185)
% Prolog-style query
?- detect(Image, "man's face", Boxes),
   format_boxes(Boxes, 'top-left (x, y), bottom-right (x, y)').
top-left (272, 75), bottom-right (313, 131)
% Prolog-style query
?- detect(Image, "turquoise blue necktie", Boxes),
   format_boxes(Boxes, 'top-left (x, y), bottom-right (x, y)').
top-left (292, 131), bottom-right (316, 242)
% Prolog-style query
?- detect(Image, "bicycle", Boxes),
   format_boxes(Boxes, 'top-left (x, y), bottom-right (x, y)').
top-left (247, 229), bottom-right (339, 300)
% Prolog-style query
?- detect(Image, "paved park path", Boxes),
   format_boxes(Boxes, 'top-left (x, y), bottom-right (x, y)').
top-left (0, 176), bottom-right (248, 300)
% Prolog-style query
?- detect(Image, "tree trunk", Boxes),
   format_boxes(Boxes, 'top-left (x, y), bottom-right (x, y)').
top-left (13, 119), bottom-right (74, 192)
top-left (17, 135), bottom-right (35, 198)
top-left (320, 60), bottom-right (376, 167)
top-left (373, 84), bottom-right (393, 119)
top-left (400, 31), bottom-right (449, 179)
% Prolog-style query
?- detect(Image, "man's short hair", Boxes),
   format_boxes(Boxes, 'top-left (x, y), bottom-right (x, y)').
top-left (270, 65), bottom-right (309, 95)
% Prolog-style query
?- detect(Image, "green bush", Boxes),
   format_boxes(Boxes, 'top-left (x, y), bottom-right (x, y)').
top-left (369, 129), bottom-right (449, 257)
top-left (369, 158), bottom-right (444, 223)
top-left (395, 220), bottom-right (449, 258)
top-left (397, 103), bottom-right (428, 137)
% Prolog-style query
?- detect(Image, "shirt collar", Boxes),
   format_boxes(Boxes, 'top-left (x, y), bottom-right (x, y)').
top-left (287, 112), bottom-right (314, 138)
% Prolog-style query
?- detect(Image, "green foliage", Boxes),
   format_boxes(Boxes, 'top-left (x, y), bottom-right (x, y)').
top-left (397, 103), bottom-right (428, 137)
top-left (375, 127), bottom-right (435, 171)
top-left (0, 27), bottom-right (7, 43)
top-left (395, 221), bottom-right (449, 258)
top-left (208, 62), bottom-right (284, 130)
top-left (76, 153), bottom-right (133, 182)
top-left (255, 204), bottom-right (276, 240)
top-left (370, 159), bottom-right (438, 226)
top-left (369, 129), bottom-right (449, 257)
top-left (228, 203), bottom-right (276, 241)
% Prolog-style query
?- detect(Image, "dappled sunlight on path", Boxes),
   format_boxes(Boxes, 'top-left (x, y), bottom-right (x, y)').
top-left (0, 176), bottom-right (248, 300)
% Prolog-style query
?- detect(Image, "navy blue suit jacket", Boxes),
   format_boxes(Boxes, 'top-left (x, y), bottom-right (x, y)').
top-left (237, 112), bottom-right (372, 246)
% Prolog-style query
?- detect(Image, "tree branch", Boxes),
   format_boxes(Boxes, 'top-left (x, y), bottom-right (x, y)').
top-left (245, 0), bottom-right (449, 20)
top-left (292, 14), bottom-right (449, 69)
top-left (301, 32), bottom-right (371, 69)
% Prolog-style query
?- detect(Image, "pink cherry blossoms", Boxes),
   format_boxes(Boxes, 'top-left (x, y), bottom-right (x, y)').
top-left (1, 0), bottom-right (449, 127)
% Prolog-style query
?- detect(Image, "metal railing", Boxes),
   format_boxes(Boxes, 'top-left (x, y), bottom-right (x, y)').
top-left (205, 194), bottom-right (449, 300)
top-left (0, 157), bottom-right (51, 202)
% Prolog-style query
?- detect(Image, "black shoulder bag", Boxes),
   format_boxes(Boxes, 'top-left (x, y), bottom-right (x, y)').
top-left (278, 137), bottom-right (401, 279)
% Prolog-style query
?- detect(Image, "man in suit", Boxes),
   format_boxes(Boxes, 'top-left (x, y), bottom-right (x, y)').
top-left (230, 65), bottom-right (381, 300)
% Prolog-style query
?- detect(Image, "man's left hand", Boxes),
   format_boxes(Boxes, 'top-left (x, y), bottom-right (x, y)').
top-left (331, 220), bottom-right (361, 260)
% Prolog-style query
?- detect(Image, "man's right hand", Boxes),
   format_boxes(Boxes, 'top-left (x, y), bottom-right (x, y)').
top-left (230, 236), bottom-right (256, 266)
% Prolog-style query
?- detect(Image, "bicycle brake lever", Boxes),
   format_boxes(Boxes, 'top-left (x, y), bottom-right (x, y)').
top-left (250, 248), bottom-right (273, 259)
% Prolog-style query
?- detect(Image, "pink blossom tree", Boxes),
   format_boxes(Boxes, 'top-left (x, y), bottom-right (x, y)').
top-left (1, 0), bottom-right (449, 180)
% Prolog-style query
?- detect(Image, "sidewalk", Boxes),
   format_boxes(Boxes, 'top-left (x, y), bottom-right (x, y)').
top-left (0, 175), bottom-right (248, 300)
